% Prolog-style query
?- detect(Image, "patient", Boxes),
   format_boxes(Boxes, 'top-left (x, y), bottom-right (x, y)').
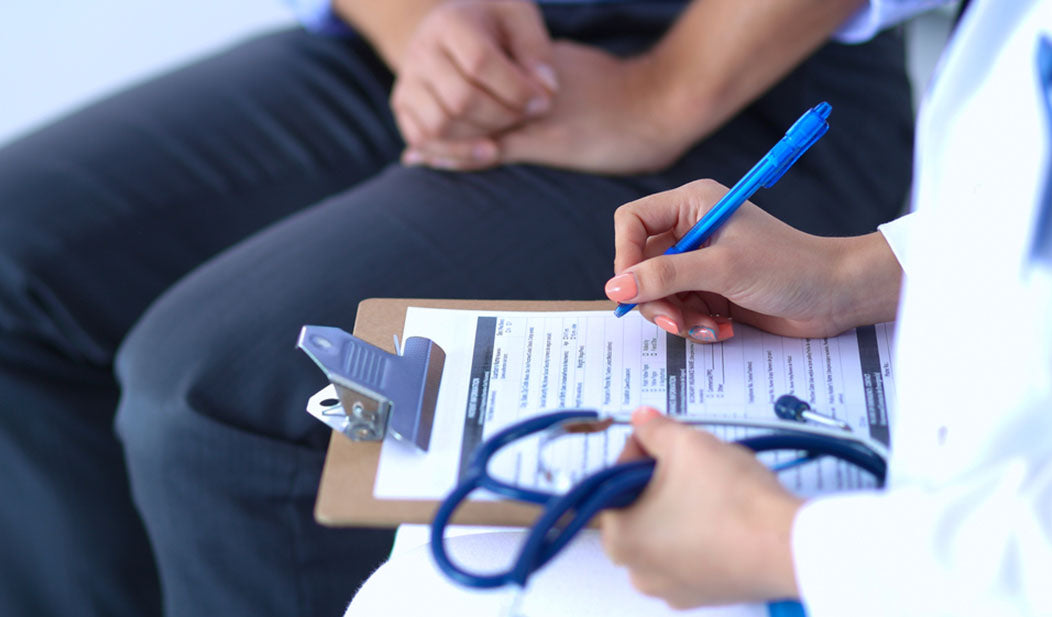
top-left (0, 1), bottom-right (913, 615)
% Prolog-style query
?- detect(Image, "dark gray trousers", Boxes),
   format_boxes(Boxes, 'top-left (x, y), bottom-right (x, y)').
top-left (0, 5), bottom-right (913, 616)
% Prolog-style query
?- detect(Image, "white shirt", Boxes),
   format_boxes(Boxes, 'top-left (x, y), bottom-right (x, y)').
top-left (836, 0), bottom-right (952, 43)
top-left (793, 1), bottom-right (1052, 615)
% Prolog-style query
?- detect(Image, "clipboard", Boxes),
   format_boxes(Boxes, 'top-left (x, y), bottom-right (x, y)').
top-left (308, 298), bottom-right (615, 528)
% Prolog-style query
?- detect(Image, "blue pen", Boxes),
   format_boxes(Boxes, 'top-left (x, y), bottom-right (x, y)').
top-left (613, 102), bottom-right (832, 318)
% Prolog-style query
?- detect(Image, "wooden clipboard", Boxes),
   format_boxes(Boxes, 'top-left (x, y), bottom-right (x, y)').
top-left (313, 297), bottom-right (616, 528)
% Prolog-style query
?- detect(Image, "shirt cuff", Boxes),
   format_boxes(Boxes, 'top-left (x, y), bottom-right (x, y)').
top-left (834, 0), bottom-right (955, 44)
top-left (877, 213), bottom-right (914, 273)
top-left (283, 0), bottom-right (352, 35)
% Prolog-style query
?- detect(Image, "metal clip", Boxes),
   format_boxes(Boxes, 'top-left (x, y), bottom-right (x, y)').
top-left (297, 325), bottom-right (445, 451)
top-left (774, 394), bottom-right (851, 432)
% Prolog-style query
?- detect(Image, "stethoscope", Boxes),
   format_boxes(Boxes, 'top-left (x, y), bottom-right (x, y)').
top-left (430, 395), bottom-right (888, 591)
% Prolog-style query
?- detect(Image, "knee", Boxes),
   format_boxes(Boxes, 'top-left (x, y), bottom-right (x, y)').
top-left (114, 271), bottom-right (330, 470)
top-left (113, 290), bottom-right (212, 473)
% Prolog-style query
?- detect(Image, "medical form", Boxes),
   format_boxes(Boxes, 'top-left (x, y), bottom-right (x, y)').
top-left (373, 308), bottom-right (894, 501)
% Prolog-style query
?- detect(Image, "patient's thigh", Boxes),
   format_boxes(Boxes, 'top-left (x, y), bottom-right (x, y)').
top-left (116, 162), bottom-right (647, 446)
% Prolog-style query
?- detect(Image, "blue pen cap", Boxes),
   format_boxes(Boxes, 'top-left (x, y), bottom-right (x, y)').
top-left (761, 102), bottom-right (831, 188)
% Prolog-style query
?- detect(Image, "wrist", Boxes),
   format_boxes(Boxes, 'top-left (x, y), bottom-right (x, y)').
top-left (332, 0), bottom-right (447, 71)
top-left (763, 495), bottom-right (805, 600)
top-left (620, 51), bottom-right (710, 158)
top-left (726, 444), bottom-right (806, 602)
top-left (828, 232), bottom-right (903, 330)
top-left (738, 479), bottom-right (805, 601)
top-left (630, 14), bottom-right (765, 148)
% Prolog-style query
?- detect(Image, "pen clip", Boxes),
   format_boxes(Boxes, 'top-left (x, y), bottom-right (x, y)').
top-left (763, 102), bottom-right (831, 188)
top-left (763, 123), bottom-right (829, 187)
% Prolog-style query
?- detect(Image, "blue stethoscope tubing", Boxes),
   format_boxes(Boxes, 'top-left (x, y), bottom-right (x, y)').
top-left (430, 409), bottom-right (887, 590)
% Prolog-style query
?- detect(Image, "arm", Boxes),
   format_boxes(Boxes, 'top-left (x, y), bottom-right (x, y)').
top-left (604, 179), bottom-right (903, 342)
top-left (600, 408), bottom-right (804, 608)
top-left (642, 0), bottom-right (869, 156)
top-left (331, 0), bottom-right (445, 71)
top-left (406, 0), bottom-right (869, 173)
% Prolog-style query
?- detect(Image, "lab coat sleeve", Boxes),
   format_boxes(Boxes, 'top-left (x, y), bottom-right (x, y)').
top-left (791, 445), bottom-right (1052, 615)
top-left (835, 0), bottom-right (956, 43)
top-left (876, 212), bottom-right (914, 272)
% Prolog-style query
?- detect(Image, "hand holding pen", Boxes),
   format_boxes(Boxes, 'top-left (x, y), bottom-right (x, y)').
top-left (609, 103), bottom-right (830, 315)
top-left (602, 103), bottom-right (903, 344)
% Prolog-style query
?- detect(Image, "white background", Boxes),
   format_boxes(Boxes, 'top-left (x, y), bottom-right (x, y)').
top-left (0, 0), bottom-right (292, 147)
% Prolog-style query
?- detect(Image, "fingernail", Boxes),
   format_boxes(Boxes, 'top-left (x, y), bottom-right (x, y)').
top-left (604, 273), bottom-right (638, 302)
top-left (631, 406), bottom-right (661, 425)
top-left (403, 149), bottom-right (424, 166)
top-left (717, 321), bottom-right (735, 339)
top-left (472, 142), bottom-right (497, 161)
top-left (688, 326), bottom-right (717, 343)
top-left (525, 96), bottom-right (550, 115)
top-left (533, 64), bottom-right (559, 91)
top-left (654, 316), bottom-right (679, 335)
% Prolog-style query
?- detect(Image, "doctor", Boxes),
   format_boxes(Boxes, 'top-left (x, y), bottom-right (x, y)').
top-left (601, 0), bottom-right (1052, 614)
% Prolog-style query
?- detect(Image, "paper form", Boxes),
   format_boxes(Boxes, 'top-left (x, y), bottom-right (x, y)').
top-left (373, 308), bottom-right (895, 501)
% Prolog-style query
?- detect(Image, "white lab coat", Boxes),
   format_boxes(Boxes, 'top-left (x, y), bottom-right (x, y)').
top-left (347, 2), bottom-right (1052, 616)
top-left (793, 1), bottom-right (1052, 615)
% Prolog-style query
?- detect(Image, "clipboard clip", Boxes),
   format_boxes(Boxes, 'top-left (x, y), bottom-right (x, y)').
top-left (297, 325), bottom-right (445, 451)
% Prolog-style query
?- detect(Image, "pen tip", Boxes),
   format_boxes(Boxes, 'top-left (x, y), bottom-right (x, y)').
top-left (814, 101), bottom-right (832, 118)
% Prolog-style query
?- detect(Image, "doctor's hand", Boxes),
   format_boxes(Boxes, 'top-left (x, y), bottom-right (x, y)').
top-left (392, 0), bottom-right (558, 163)
top-left (402, 41), bottom-right (694, 174)
top-left (600, 407), bottom-right (802, 608)
top-left (603, 179), bottom-right (903, 343)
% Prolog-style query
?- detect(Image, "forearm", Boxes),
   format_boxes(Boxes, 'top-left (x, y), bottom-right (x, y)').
top-left (828, 230), bottom-right (902, 330)
top-left (641, 0), bottom-right (867, 145)
top-left (332, 0), bottom-right (448, 70)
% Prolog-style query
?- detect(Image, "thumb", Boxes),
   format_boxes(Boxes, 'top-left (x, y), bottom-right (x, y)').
top-left (496, 2), bottom-right (558, 92)
top-left (627, 406), bottom-right (683, 458)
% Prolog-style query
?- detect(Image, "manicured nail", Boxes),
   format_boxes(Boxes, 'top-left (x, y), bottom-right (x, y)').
top-left (472, 142), bottom-right (497, 161)
top-left (533, 64), bottom-right (559, 91)
top-left (631, 406), bottom-right (661, 425)
top-left (525, 96), bottom-right (550, 115)
top-left (604, 273), bottom-right (638, 302)
top-left (717, 321), bottom-right (735, 339)
top-left (688, 326), bottom-right (717, 343)
top-left (403, 149), bottom-right (424, 165)
top-left (654, 316), bottom-right (679, 335)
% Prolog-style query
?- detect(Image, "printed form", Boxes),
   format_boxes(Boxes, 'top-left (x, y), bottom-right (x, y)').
top-left (374, 308), bottom-right (894, 501)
